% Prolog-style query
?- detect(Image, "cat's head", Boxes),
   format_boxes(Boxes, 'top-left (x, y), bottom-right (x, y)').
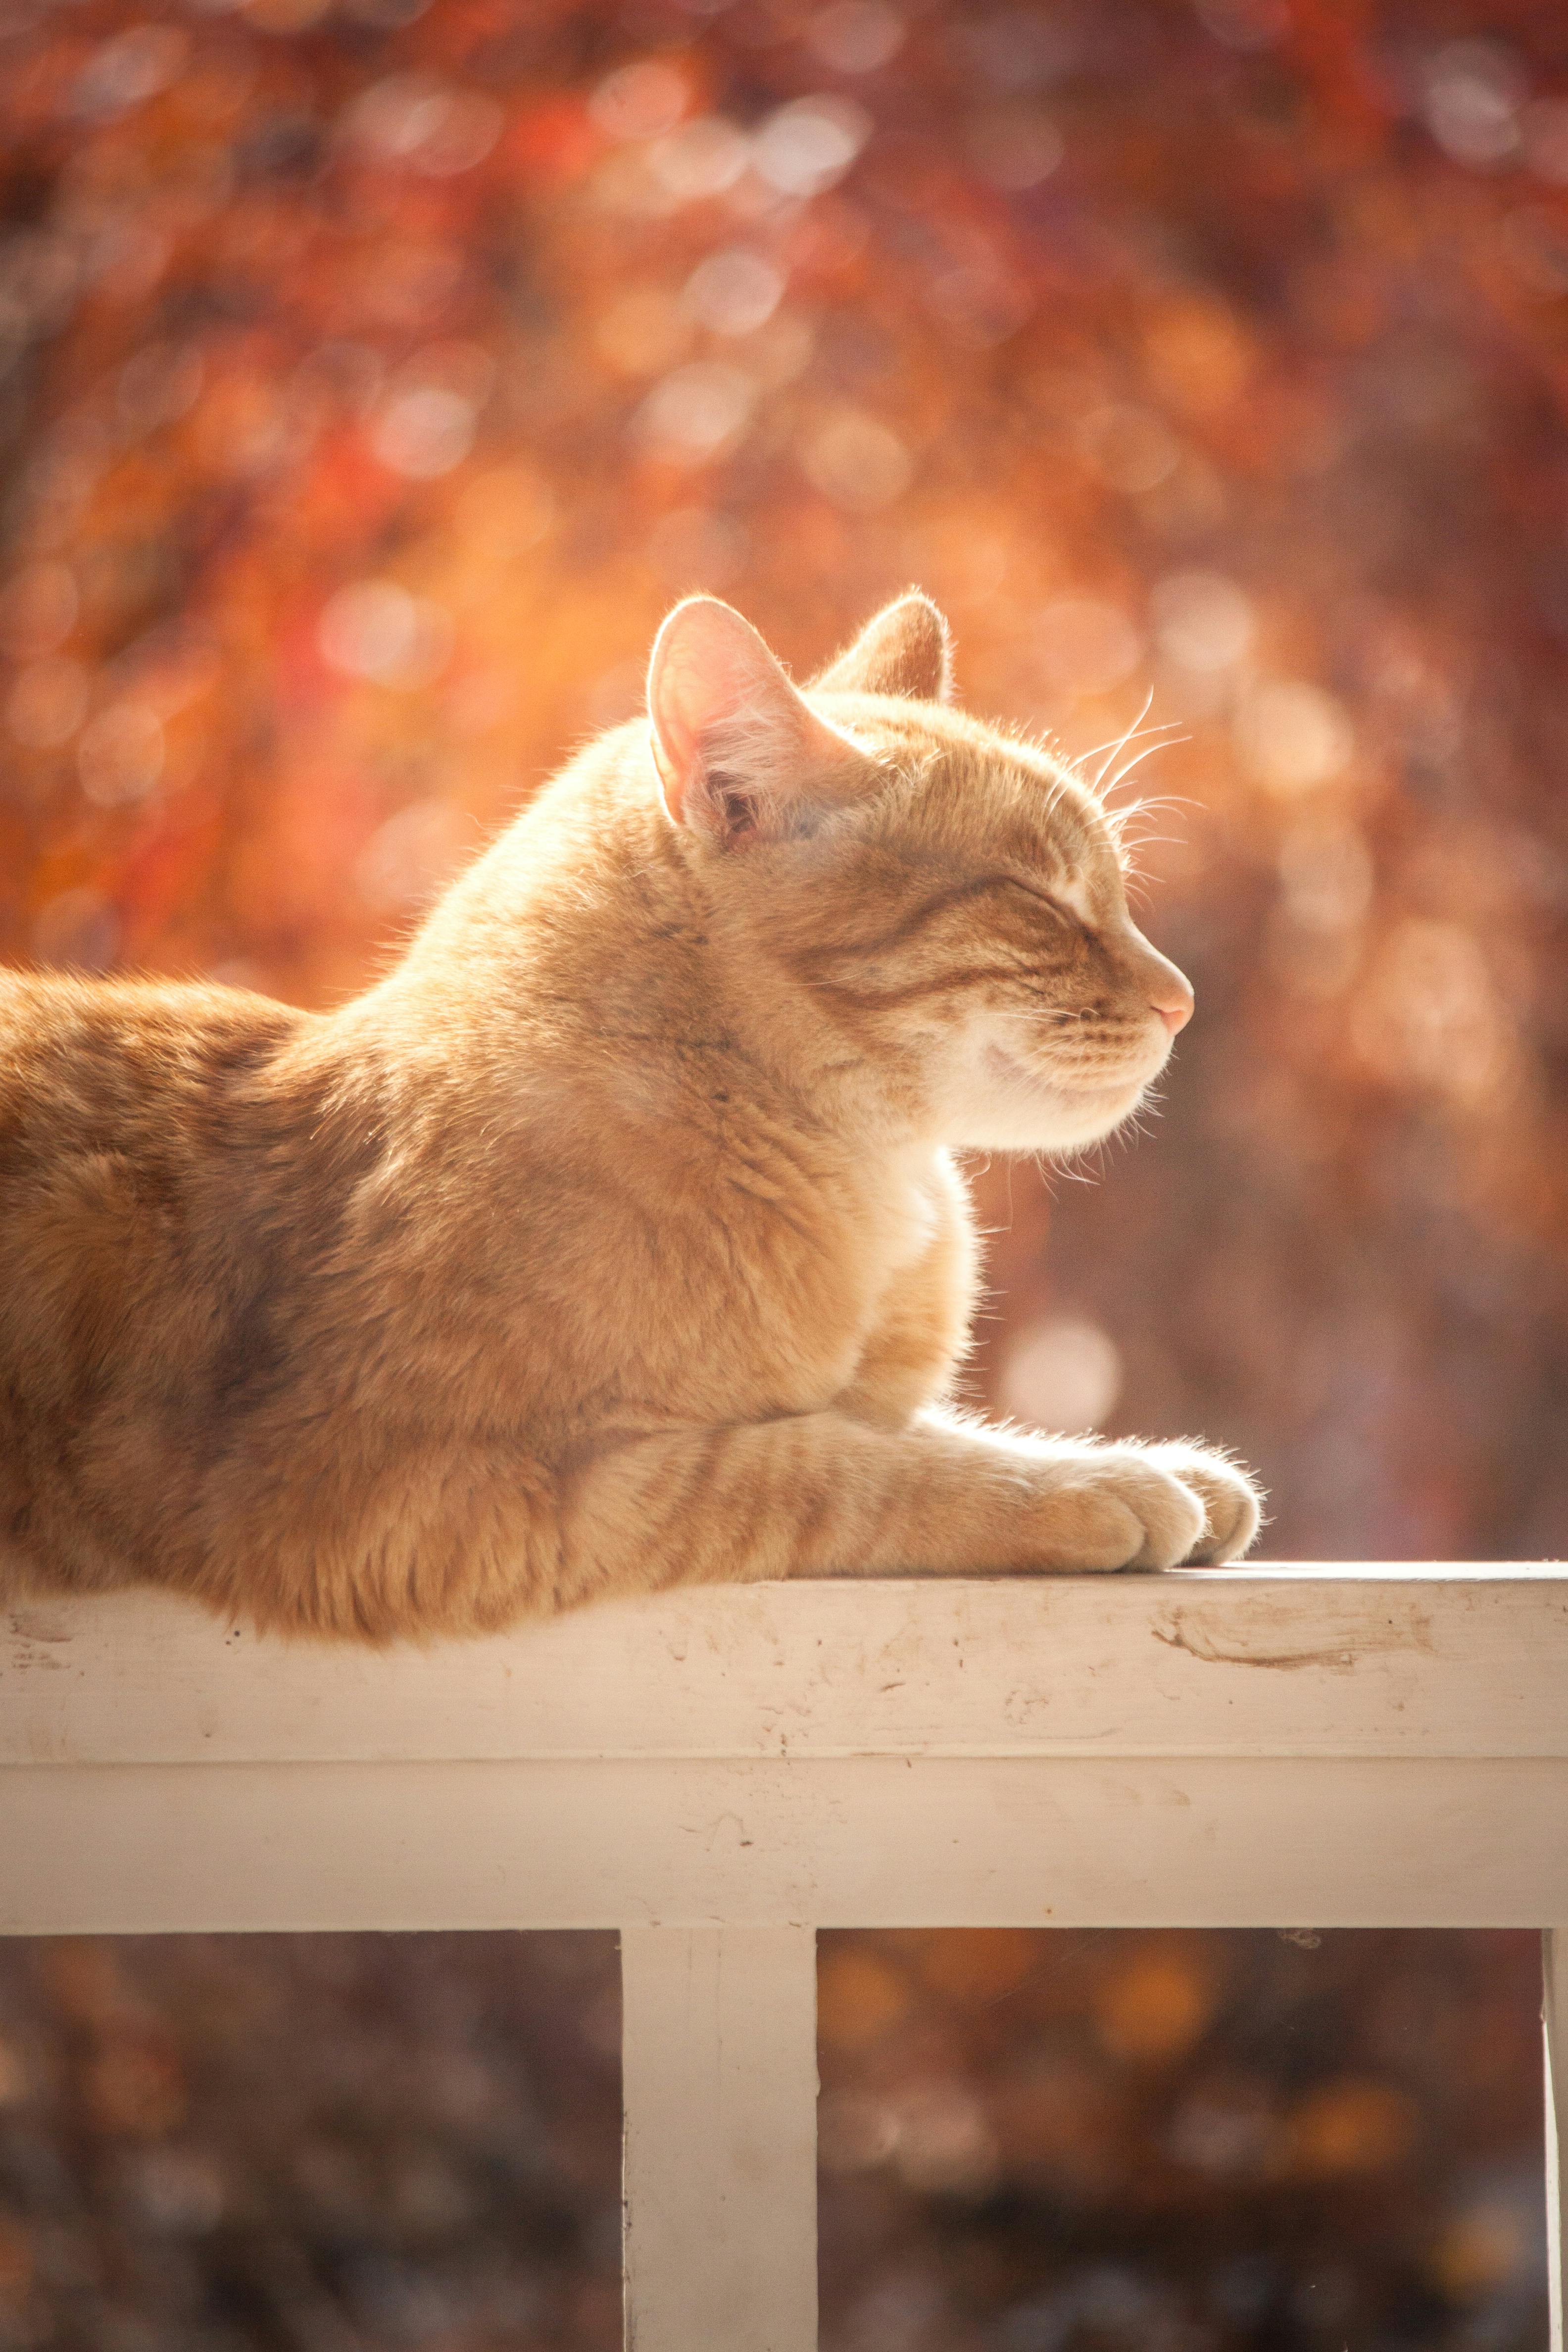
top-left (646, 593), bottom-right (1193, 1155)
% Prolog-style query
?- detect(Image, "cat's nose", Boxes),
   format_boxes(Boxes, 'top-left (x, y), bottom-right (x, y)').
top-left (1154, 992), bottom-right (1193, 1035)
top-left (1127, 928), bottom-right (1194, 1034)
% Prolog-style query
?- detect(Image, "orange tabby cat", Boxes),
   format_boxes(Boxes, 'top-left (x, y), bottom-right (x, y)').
top-left (0, 593), bottom-right (1261, 1640)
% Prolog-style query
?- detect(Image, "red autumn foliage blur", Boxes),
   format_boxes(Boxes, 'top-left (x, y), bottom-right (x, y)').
top-left (2, 0), bottom-right (1565, 1558)
top-left (2, 0), bottom-right (1565, 2346)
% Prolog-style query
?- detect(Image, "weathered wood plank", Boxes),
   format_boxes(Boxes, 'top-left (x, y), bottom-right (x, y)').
top-left (8, 1577), bottom-right (1559, 2352)
top-left (5, 1569), bottom-right (1567, 1766)
top-left (5, 1755), bottom-right (1567, 1934)
top-left (1546, 1931), bottom-right (1567, 2352)
top-left (622, 1928), bottom-right (816, 2352)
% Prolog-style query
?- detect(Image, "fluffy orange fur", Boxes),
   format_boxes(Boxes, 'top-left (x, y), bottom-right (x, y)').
top-left (0, 594), bottom-right (1262, 1640)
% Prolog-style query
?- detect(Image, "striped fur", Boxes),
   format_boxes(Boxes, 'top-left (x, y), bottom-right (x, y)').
top-left (0, 596), bottom-right (1261, 1640)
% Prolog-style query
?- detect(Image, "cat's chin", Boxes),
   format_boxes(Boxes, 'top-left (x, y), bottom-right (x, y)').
top-left (943, 1046), bottom-right (1153, 1154)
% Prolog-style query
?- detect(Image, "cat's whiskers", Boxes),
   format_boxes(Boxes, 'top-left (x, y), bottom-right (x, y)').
top-left (1086, 688), bottom-right (1156, 794)
top-left (1097, 744), bottom-right (1191, 822)
top-left (1067, 701), bottom-right (1185, 804)
top-left (1100, 790), bottom-right (1197, 854)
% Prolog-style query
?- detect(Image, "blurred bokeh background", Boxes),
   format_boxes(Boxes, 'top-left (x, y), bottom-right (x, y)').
top-left (0, 1928), bottom-right (1550, 2351)
top-left (1, 0), bottom-right (1565, 2345)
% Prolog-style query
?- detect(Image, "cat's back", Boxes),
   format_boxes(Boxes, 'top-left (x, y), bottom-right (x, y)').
top-left (0, 969), bottom-right (305, 1151)
top-left (0, 969), bottom-right (333, 1591)
top-left (0, 970), bottom-right (312, 1394)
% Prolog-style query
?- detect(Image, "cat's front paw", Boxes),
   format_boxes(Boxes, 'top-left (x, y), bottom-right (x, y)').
top-left (1146, 1443), bottom-right (1265, 1564)
top-left (1030, 1447), bottom-right (1208, 1572)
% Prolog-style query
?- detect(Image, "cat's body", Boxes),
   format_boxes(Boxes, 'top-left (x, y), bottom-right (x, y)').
top-left (0, 595), bottom-right (1261, 1638)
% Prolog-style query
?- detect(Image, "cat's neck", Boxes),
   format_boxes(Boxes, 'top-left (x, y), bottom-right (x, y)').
top-left (342, 736), bottom-right (940, 1163)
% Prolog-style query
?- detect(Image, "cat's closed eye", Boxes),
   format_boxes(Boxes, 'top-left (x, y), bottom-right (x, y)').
top-left (998, 875), bottom-right (1092, 935)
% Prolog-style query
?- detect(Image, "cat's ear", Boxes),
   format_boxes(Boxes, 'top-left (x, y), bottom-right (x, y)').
top-left (810, 592), bottom-right (954, 702)
top-left (647, 597), bottom-right (864, 848)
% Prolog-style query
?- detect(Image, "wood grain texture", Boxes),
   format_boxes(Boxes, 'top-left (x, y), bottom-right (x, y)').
top-left (1547, 1932), bottom-right (1567, 2352)
top-left (6, 1755), bottom-right (1568, 1935)
top-left (5, 1568), bottom-right (1567, 1767)
top-left (622, 1929), bottom-right (816, 2352)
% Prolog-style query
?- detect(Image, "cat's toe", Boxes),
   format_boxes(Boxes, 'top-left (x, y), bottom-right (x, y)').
top-left (1047, 1455), bottom-right (1207, 1571)
top-left (1153, 1448), bottom-right (1264, 1564)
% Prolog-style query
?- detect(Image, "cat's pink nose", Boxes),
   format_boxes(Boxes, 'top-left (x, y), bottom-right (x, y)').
top-left (1130, 931), bottom-right (1194, 1034)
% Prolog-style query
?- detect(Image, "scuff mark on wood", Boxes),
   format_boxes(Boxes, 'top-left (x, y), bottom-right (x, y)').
top-left (1151, 1609), bottom-right (1432, 1671)
top-left (7, 1609), bottom-right (72, 1644)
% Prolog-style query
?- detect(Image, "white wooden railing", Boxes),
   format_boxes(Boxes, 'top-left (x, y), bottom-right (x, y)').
top-left (3, 1567), bottom-right (1567, 2351)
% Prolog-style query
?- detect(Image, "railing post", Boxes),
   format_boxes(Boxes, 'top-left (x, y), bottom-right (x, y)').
top-left (1547, 1931), bottom-right (1567, 2352)
top-left (621, 1925), bottom-right (818, 2352)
